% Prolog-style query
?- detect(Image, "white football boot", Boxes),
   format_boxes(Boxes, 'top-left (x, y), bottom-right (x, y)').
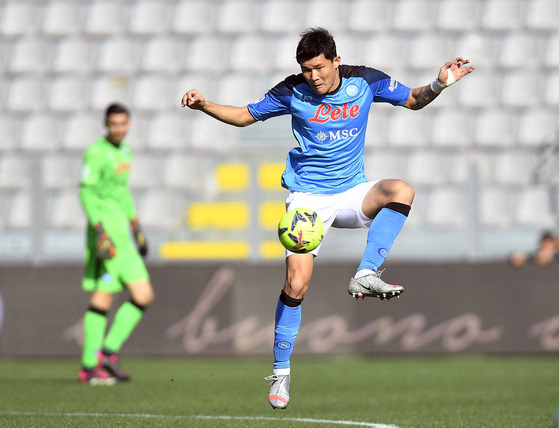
top-left (264, 374), bottom-right (290, 409)
top-left (348, 269), bottom-right (404, 300)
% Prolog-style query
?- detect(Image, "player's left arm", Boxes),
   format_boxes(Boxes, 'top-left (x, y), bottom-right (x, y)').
top-left (403, 57), bottom-right (475, 110)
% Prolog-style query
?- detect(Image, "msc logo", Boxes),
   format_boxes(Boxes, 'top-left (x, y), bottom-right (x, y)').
top-left (308, 102), bottom-right (360, 123)
top-left (315, 128), bottom-right (358, 142)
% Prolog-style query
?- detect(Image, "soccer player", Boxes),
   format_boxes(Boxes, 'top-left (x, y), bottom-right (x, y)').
top-left (181, 28), bottom-right (474, 408)
top-left (78, 103), bottom-right (154, 385)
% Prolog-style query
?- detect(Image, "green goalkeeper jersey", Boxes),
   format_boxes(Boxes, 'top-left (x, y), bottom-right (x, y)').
top-left (80, 137), bottom-right (137, 233)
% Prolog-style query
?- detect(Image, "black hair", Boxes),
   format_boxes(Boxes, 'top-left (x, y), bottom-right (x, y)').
top-left (104, 103), bottom-right (130, 122)
top-left (296, 27), bottom-right (337, 64)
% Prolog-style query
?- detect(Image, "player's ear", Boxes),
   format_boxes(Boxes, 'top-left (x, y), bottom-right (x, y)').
top-left (333, 56), bottom-right (341, 69)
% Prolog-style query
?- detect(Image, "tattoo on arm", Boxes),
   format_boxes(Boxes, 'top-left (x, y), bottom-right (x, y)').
top-left (410, 85), bottom-right (438, 110)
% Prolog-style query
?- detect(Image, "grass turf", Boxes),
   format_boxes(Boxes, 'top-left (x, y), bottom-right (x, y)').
top-left (0, 355), bottom-right (556, 428)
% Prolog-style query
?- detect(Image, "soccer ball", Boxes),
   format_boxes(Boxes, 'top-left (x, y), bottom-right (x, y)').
top-left (278, 208), bottom-right (324, 253)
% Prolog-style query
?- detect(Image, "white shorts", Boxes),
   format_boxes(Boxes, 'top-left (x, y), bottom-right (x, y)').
top-left (284, 181), bottom-right (379, 257)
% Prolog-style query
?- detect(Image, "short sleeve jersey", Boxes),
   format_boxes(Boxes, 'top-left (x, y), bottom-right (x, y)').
top-left (80, 137), bottom-right (136, 226)
top-left (247, 65), bottom-right (411, 194)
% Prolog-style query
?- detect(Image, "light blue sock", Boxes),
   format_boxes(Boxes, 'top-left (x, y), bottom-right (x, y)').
top-left (273, 299), bottom-right (301, 370)
top-left (358, 206), bottom-right (408, 271)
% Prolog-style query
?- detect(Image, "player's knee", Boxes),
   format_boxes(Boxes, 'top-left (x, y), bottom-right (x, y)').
top-left (392, 180), bottom-right (415, 204)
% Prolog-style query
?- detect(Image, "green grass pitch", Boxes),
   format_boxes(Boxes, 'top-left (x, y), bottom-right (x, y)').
top-left (0, 356), bottom-right (556, 427)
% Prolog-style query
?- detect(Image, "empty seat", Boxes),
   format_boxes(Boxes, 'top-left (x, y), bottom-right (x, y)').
top-left (129, 0), bottom-right (170, 34)
top-left (43, 0), bottom-right (81, 35)
top-left (187, 201), bottom-right (250, 230)
top-left (493, 151), bottom-right (537, 185)
top-left (500, 71), bottom-right (540, 107)
top-left (172, 0), bottom-right (216, 34)
top-left (544, 71), bottom-right (559, 106)
top-left (364, 150), bottom-right (406, 180)
top-left (260, 0), bottom-right (304, 33)
top-left (304, 0), bottom-right (348, 32)
top-left (272, 35), bottom-right (302, 72)
top-left (48, 76), bottom-right (88, 111)
top-left (163, 155), bottom-right (210, 191)
top-left (141, 37), bottom-right (181, 72)
top-left (218, 73), bottom-right (268, 107)
top-left (408, 33), bottom-right (451, 70)
top-left (7, 191), bottom-right (32, 229)
top-left (42, 156), bottom-right (82, 189)
top-left (146, 113), bottom-right (187, 150)
top-left (436, 0), bottom-right (480, 31)
top-left (406, 151), bottom-right (449, 185)
top-left (128, 155), bottom-right (164, 189)
top-left (229, 35), bottom-right (274, 72)
top-left (189, 115), bottom-right (240, 151)
top-left (348, 0), bottom-right (392, 32)
top-left (7, 77), bottom-right (45, 112)
top-left (514, 186), bottom-right (555, 227)
top-left (474, 109), bottom-right (516, 147)
top-left (455, 34), bottom-right (497, 68)
top-left (53, 38), bottom-right (93, 73)
top-left (457, 72), bottom-right (498, 107)
top-left (137, 190), bottom-right (184, 228)
top-left (63, 113), bottom-right (104, 151)
top-left (426, 188), bottom-right (469, 227)
top-left (393, 0), bottom-right (434, 31)
top-left (9, 38), bottom-right (50, 73)
top-left (333, 34), bottom-right (365, 66)
top-left (259, 201), bottom-right (285, 230)
top-left (96, 37), bottom-right (137, 73)
top-left (177, 72), bottom-right (219, 106)
top-left (217, 0), bottom-right (259, 33)
top-left (183, 35), bottom-right (229, 73)
top-left (479, 187), bottom-right (514, 227)
top-left (482, 0), bottom-right (524, 31)
top-left (544, 32), bottom-right (559, 68)
top-left (132, 75), bottom-right (174, 110)
top-left (0, 115), bottom-right (18, 151)
top-left (499, 33), bottom-right (542, 69)
top-left (21, 114), bottom-right (60, 151)
top-left (362, 34), bottom-right (408, 72)
top-left (431, 110), bottom-right (474, 147)
top-left (517, 108), bottom-right (557, 146)
top-left (527, 0), bottom-right (559, 30)
top-left (47, 190), bottom-right (84, 228)
top-left (1, 2), bottom-right (39, 36)
top-left (387, 110), bottom-right (430, 147)
top-left (258, 162), bottom-right (285, 191)
top-left (89, 76), bottom-right (132, 110)
top-left (0, 155), bottom-right (32, 189)
top-left (215, 163), bottom-right (250, 192)
top-left (85, 1), bottom-right (125, 34)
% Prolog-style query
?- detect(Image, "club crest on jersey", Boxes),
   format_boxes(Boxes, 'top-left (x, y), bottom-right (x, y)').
top-left (308, 102), bottom-right (360, 123)
top-left (345, 84), bottom-right (359, 97)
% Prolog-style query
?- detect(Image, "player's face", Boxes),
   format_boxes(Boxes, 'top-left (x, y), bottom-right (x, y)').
top-left (300, 54), bottom-right (341, 95)
top-left (106, 113), bottom-right (130, 144)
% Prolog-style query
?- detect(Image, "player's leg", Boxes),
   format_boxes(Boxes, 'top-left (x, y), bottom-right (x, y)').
top-left (267, 252), bottom-right (314, 409)
top-left (349, 179), bottom-right (413, 299)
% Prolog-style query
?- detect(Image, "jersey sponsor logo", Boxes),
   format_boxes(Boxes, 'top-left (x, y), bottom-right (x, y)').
top-left (308, 102), bottom-right (360, 124)
top-left (389, 79), bottom-right (398, 92)
top-left (316, 128), bottom-right (358, 142)
top-left (115, 161), bottom-right (130, 175)
top-left (345, 83), bottom-right (359, 97)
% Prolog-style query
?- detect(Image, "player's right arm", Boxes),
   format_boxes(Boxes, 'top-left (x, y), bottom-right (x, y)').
top-left (181, 89), bottom-right (256, 127)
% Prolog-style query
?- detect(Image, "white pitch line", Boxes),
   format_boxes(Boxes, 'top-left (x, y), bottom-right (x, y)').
top-left (2, 411), bottom-right (401, 428)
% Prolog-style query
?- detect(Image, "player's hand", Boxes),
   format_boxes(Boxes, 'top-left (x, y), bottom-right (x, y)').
top-left (181, 89), bottom-right (206, 110)
top-left (437, 57), bottom-right (475, 87)
top-left (131, 217), bottom-right (148, 257)
top-left (94, 223), bottom-right (116, 260)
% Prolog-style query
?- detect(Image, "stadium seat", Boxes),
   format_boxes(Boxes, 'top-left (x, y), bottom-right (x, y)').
top-left (97, 37), bottom-right (137, 73)
top-left (544, 71), bottom-right (559, 106)
top-left (405, 151), bottom-right (448, 186)
top-left (362, 34), bottom-right (408, 72)
top-left (146, 113), bottom-right (187, 150)
top-left (364, 150), bottom-right (406, 181)
top-left (141, 36), bottom-right (181, 72)
top-left (129, 0), bottom-right (171, 34)
top-left (514, 186), bottom-right (555, 227)
top-left (42, 155), bottom-right (82, 189)
top-left (229, 34), bottom-right (274, 72)
top-left (217, 0), bottom-right (259, 33)
top-left (163, 154), bottom-right (210, 191)
top-left (517, 108), bottom-right (557, 146)
top-left (544, 33), bottom-right (559, 68)
top-left (177, 72), bottom-right (219, 106)
top-left (128, 154), bottom-right (164, 189)
top-left (408, 33), bottom-right (451, 70)
top-left (304, 0), bottom-right (348, 32)
top-left (456, 72), bottom-right (498, 107)
top-left (393, 0), bottom-right (434, 31)
top-left (481, 0), bottom-right (525, 31)
top-left (48, 76), bottom-right (88, 111)
top-left (260, 0), bottom-right (304, 33)
top-left (47, 190), bottom-right (84, 228)
top-left (348, 0), bottom-right (392, 32)
top-left (0, 155), bottom-right (32, 189)
top-left (272, 35), bottom-right (303, 72)
top-left (183, 35), bottom-right (229, 73)
top-left (137, 190), bottom-right (184, 229)
top-left (426, 188), bottom-right (469, 227)
top-left (53, 38), bottom-right (93, 73)
top-left (187, 201), bottom-right (250, 230)
top-left (132, 75), bottom-right (174, 111)
top-left (387, 110), bottom-right (430, 147)
top-left (43, 0), bottom-right (81, 35)
top-left (62, 113), bottom-right (104, 151)
top-left (85, 1), bottom-right (125, 35)
top-left (89, 76), bottom-right (132, 110)
top-left (499, 33), bottom-right (542, 70)
top-left (7, 77), bottom-right (45, 112)
top-left (526, 0), bottom-right (559, 30)
top-left (333, 34), bottom-right (365, 66)
top-left (7, 191), bottom-right (32, 229)
top-left (215, 163), bottom-right (250, 192)
top-left (189, 115), bottom-right (240, 151)
top-left (474, 109), bottom-right (516, 147)
top-left (218, 73), bottom-right (268, 107)
top-left (172, 0), bottom-right (216, 34)
top-left (20, 114), bottom-right (60, 151)
top-left (0, 115), bottom-right (18, 151)
top-left (259, 201), bottom-right (285, 230)
top-left (1, 2), bottom-right (39, 36)
top-left (500, 71), bottom-right (540, 108)
top-left (493, 151), bottom-right (537, 185)
top-left (436, 0), bottom-right (480, 31)
top-left (479, 187), bottom-right (514, 227)
top-left (455, 33), bottom-right (497, 68)
top-left (9, 38), bottom-right (50, 73)
top-left (431, 110), bottom-right (474, 147)
top-left (364, 108), bottom-right (390, 148)
top-left (258, 162), bottom-right (285, 191)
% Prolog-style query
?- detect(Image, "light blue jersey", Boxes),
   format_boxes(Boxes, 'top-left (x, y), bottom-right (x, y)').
top-left (247, 65), bottom-right (411, 194)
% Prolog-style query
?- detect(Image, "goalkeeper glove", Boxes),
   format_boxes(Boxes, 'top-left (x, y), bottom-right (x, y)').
top-left (93, 223), bottom-right (116, 260)
top-left (131, 217), bottom-right (148, 257)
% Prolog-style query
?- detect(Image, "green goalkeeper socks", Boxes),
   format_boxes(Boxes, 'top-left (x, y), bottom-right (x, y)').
top-left (103, 301), bottom-right (144, 354)
top-left (82, 308), bottom-right (108, 368)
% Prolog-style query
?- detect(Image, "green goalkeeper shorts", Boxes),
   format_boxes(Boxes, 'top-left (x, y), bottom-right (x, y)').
top-left (82, 228), bottom-right (149, 294)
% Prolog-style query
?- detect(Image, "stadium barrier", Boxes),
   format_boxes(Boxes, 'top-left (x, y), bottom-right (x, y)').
top-left (0, 261), bottom-right (557, 357)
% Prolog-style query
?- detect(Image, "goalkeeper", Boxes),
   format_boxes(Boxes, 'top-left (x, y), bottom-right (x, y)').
top-left (78, 103), bottom-right (154, 385)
